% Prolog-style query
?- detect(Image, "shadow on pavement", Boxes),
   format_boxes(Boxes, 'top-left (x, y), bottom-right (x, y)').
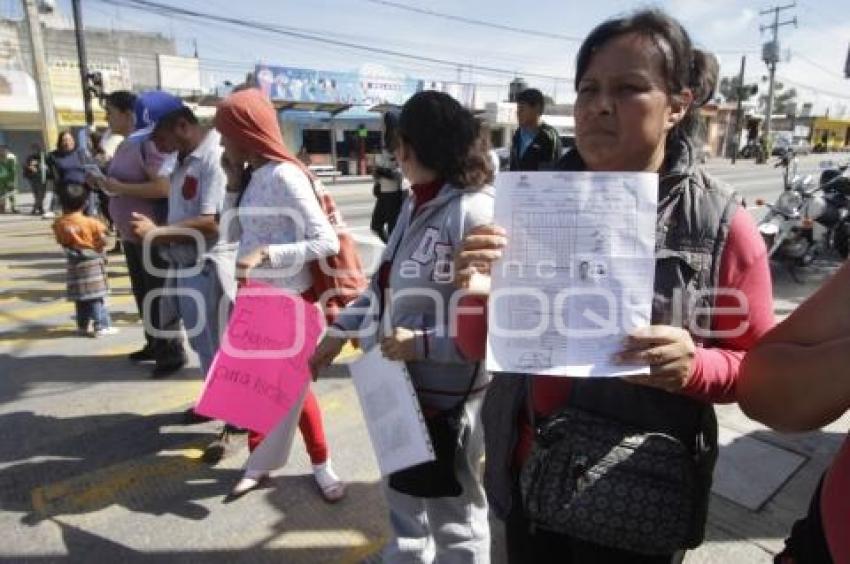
top-left (8, 260), bottom-right (66, 271)
top-left (1, 252), bottom-right (65, 262)
top-left (14, 477), bottom-right (388, 564)
top-left (0, 286), bottom-right (67, 303)
top-left (0, 410), bottom-right (226, 523)
top-left (0, 353), bottom-right (201, 404)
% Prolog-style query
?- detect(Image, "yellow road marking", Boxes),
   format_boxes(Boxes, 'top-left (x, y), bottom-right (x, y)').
top-left (0, 287), bottom-right (128, 304)
top-left (0, 294), bottom-right (135, 325)
top-left (30, 442), bottom-right (209, 518)
top-left (0, 279), bottom-right (66, 289)
top-left (336, 342), bottom-right (362, 363)
top-left (0, 273), bottom-right (129, 287)
top-left (340, 538), bottom-right (387, 564)
top-left (0, 319), bottom-right (140, 347)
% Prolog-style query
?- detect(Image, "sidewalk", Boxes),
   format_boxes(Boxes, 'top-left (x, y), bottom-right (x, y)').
top-left (0, 204), bottom-right (846, 562)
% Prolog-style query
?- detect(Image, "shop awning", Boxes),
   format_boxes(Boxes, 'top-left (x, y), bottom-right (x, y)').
top-left (368, 103), bottom-right (401, 114)
top-left (273, 100), bottom-right (352, 115)
top-left (181, 94), bottom-right (353, 116)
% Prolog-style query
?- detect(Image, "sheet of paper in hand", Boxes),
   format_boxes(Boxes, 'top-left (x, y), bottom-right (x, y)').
top-left (487, 171), bottom-right (658, 377)
top-left (195, 280), bottom-right (324, 434)
top-left (348, 347), bottom-right (435, 476)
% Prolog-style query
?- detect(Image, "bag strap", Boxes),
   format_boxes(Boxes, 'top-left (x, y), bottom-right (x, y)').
top-left (458, 362), bottom-right (481, 405)
top-left (233, 166), bottom-right (254, 208)
top-left (376, 204), bottom-right (411, 322)
top-left (526, 376), bottom-right (537, 429)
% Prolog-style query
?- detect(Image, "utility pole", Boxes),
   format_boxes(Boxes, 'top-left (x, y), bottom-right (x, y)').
top-left (759, 2), bottom-right (797, 140)
top-left (731, 56), bottom-right (746, 164)
top-left (23, 0), bottom-right (58, 149)
top-left (71, 0), bottom-right (93, 127)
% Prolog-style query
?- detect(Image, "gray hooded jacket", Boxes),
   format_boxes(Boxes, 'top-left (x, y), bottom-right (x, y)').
top-left (334, 182), bottom-right (494, 410)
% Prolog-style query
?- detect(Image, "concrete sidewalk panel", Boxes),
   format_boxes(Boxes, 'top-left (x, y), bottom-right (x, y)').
top-left (712, 427), bottom-right (806, 511)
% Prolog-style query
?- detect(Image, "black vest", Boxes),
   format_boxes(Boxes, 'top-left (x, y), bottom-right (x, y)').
top-left (483, 141), bottom-right (739, 548)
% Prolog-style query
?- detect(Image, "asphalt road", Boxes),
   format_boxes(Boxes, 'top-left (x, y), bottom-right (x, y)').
top-left (1, 153), bottom-right (847, 563)
top-left (321, 152), bottom-right (840, 232)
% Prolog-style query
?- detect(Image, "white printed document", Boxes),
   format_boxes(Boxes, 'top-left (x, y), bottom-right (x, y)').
top-left (348, 347), bottom-right (435, 476)
top-left (487, 171), bottom-right (658, 377)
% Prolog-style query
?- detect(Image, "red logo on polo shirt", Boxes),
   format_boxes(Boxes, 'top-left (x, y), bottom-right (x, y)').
top-left (182, 176), bottom-right (198, 200)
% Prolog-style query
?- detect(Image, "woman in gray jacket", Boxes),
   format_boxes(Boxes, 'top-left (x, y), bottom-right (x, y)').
top-left (311, 90), bottom-right (495, 564)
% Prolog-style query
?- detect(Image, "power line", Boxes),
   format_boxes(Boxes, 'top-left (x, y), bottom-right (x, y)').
top-left (362, 0), bottom-right (582, 42)
top-left (91, 0), bottom-right (573, 82)
top-left (145, 11), bottom-right (527, 84)
top-left (713, 48), bottom-right (760, 55)
top-left (794, 52), bottom-right (846, 81)
top-left (776, 75), bottom-right (850, 101)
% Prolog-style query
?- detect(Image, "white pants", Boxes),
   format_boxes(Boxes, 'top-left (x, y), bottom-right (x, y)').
top-left (382, 394), bottom-right (490, 564)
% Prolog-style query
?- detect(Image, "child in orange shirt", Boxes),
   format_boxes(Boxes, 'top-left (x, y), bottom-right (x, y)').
top-left (52, 184), bottom-right (118, 337)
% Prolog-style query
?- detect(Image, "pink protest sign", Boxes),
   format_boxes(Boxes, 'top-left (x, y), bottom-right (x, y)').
top-left (195, 280), bottom-right (324, 434)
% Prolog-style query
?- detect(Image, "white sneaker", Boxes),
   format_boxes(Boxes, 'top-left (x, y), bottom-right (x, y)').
top-left (42, 211), bottom-right (56, 219)
top-left (228, 471), bottom-right (268, 498)
top-left (94, 327), bottom-right (120, 337)
top-left (313, 460), bottom-right (346, 502)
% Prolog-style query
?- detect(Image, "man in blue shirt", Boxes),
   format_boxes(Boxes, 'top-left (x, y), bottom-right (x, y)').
top-left (509, 88), bottom-right (563, 171)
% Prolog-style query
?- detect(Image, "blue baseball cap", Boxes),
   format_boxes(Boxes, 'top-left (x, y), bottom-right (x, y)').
top-left (134, 90), bottom-right (186, 132)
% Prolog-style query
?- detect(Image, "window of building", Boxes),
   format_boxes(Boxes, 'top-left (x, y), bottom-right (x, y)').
top-left (302, 129), bottom-right (332, 154)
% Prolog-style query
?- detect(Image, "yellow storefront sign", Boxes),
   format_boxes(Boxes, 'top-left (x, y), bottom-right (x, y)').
top-left (812, 117), bottom-right (850, 151)
top-left (55, 108), bottom-right (108, 128)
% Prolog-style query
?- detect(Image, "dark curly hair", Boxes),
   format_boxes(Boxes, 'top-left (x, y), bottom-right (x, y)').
top-left (398, 91), bottom-right (493, 189)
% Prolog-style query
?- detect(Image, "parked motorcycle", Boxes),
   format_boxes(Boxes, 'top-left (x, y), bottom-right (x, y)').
top-left (775, 150), bottom-right (799, 190)
top-left (757, 162), bottom-right (850, 270)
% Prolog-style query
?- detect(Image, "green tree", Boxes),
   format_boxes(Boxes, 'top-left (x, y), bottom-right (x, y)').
top-left (720, 76), bottom-right (759, 103)
top-left (759, 82), bottom-right (798, 115)
top-left (720, 76), bottom-right (746, 102)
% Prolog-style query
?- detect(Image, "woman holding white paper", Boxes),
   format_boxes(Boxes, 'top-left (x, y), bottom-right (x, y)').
top-left (213, 88), bottom-right (345, 502)
top-left (452, 9), bottom-right (774, 564)
top-left (311, 91), bottom-right (495, 563)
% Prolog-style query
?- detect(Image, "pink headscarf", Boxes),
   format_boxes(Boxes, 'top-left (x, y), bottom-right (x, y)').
top-left (214, 88), bottom-right (311, 176)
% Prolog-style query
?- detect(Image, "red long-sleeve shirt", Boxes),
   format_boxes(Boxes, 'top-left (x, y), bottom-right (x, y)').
top-left (455, 208), bottom-right (775, 464)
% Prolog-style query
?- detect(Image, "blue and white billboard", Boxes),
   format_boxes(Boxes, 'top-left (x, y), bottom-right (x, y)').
top-left (255, 65), bottom-right (420, 107)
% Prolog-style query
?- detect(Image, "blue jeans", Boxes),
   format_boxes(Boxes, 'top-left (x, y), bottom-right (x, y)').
top-left (75, 298), bottom-right (111, 331)
top-left (160, 260), bottom-right (229, 377)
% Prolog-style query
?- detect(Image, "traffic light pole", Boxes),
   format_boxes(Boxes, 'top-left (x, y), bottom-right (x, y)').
top-left (731, 55), bottom-right (746, 164)
top-left (71, 0), bottom-right (94, 128)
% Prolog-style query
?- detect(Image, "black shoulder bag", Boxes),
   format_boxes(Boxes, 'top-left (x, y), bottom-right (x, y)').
top-left (388, 363), bottom-right (480, 498)
top-left (519, 375), bottom-right (708, 556)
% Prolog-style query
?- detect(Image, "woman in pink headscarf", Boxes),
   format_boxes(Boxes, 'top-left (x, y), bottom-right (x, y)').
top-left (215, 88), bottom-right (345, 501)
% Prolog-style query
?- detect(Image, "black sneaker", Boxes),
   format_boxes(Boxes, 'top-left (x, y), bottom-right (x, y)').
top-left (201, 428), bottom-right (235, 465)
top-left (151, 355), bottom-right (187, 378)
top-left (128, 344), bottom-right (156, 362)
top-left (223, 423), bottom-right (248, 434)
top-left (183, 407), bottom-right (214, 425)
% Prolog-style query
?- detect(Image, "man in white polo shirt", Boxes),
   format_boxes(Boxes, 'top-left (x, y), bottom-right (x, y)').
top-left (129, 102), bottom-right (236, 394)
